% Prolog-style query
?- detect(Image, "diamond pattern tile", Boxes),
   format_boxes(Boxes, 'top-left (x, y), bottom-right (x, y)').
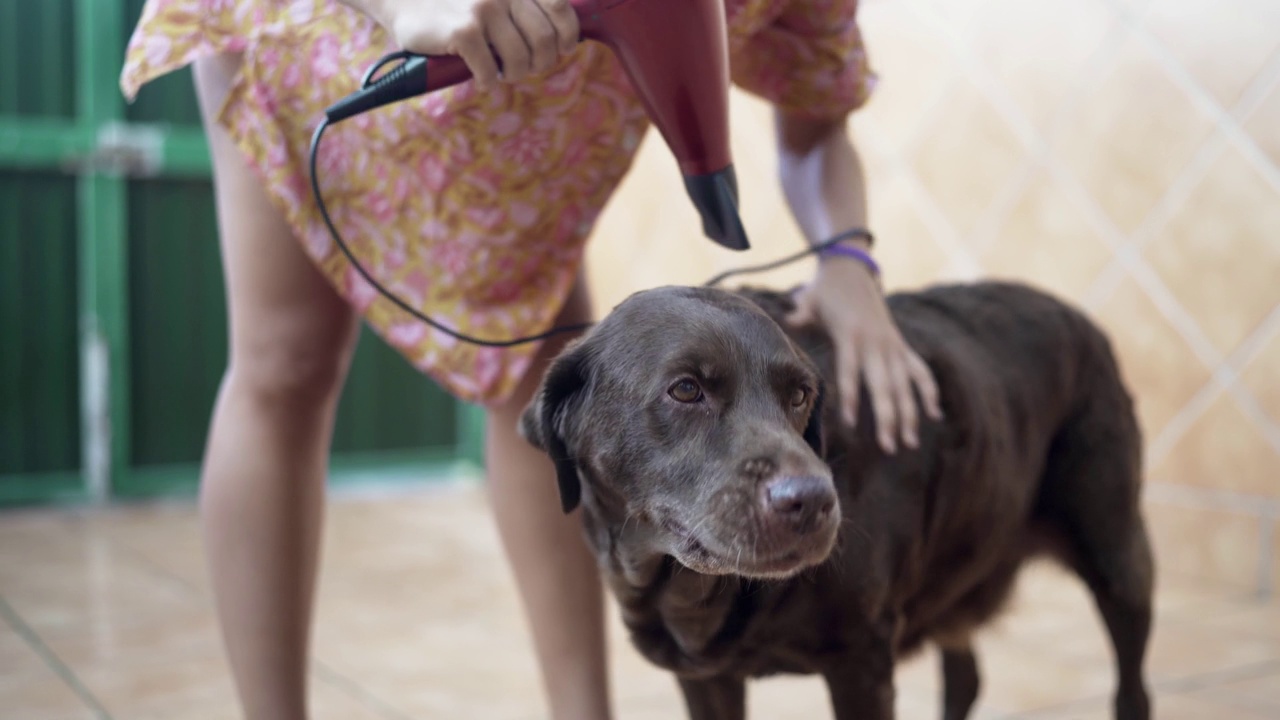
top-left (980, 166), bottom-right (1114, 300)
top-left (1144, 501), bottom-right (1263, 592)
top-left (1052, 34), bottom-right (1215, 233)
top-left (1093, 278), bottom-right (1212, 441)
top-left (1244, 76), bottom-right (1280, 167)
top-left (1150, 394), bottom-right (1280, 497)
top-left (1143, 147), bottom-right (1280, 356)
top-left (856, 1), bottom-right (961, 152)
top-left (910, 77), bottom-right (1027, 238)
top-left (867, 175), bottom-right (954, 292)
top-left (1143, 0), bottom-right (1280, 109)
top-left (513, 0), bottom-right (1280, 604)
top-left (971, 0), bottom-right (1116, 133)
top-left (1240, 327), bottom-right (1280, 427)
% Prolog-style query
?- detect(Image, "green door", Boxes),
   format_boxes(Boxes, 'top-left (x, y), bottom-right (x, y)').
top-left (0, 0), bottom-right (483, 505)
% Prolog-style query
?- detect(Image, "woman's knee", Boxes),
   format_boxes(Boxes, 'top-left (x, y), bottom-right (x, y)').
top-left (227, 313), bottom-right (360, 411)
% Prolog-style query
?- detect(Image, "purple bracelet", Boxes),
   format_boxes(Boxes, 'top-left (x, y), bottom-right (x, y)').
top-left (820, 242), bottom-right (881, 277)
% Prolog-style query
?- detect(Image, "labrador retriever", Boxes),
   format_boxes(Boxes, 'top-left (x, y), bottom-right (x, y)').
top-left (519, 280), bottom-right (1155, 720)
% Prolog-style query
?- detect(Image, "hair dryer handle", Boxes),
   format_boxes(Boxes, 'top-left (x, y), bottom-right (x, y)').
top-left (412, 53), bottom-right (486, 92)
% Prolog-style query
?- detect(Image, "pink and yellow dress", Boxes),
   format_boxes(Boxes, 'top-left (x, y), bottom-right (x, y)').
top-left (120, 0), bottom-right (876, 407)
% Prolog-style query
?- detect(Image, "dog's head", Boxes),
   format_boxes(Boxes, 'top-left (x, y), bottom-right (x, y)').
top-left (520, 286), bottom-right (840, 579)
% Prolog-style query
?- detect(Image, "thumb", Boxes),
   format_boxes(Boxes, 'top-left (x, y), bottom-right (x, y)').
top-left (784, 287), bottom-right (818, 327)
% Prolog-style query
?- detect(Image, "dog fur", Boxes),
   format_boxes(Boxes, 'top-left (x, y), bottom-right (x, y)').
top-left (519, 280), bottom-right (1155, 720)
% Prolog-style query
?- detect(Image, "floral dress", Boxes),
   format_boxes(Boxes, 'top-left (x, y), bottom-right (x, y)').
top-left (121, 0), bottom-right (875, 407)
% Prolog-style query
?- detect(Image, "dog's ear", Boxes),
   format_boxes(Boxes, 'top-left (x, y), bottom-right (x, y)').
top-left (518, 344), bottom-right (590, 514)
top-left (803, 379), bottom-right (826, 457)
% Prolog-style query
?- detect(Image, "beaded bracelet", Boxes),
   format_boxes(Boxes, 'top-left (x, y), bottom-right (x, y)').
top-left (817, 228), bottom-right (880, 277)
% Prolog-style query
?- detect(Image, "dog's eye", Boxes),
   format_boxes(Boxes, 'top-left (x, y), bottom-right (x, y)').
top-left (790, 386), bottom-right (810, 408)
top-left (668, 379), bottom-right (703, 403)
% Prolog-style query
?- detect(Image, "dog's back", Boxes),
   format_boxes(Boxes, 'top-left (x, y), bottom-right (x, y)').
top-left (524, 278), bottom-right (1155, 719)
top-left (740, 281), bottom-right (1151, 667)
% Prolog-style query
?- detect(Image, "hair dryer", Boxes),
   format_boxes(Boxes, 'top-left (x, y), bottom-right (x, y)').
top-left (325, 0), bottom-right (750, 251)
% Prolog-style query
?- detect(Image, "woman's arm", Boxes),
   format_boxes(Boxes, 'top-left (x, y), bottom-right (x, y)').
top-left (776, 110), bottom-right (942, 453)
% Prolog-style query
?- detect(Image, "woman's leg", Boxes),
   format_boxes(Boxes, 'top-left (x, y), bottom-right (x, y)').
top-left (193, 54), bottom-right (361, 720)
top-left (486, 276), bottom-right (613, 720)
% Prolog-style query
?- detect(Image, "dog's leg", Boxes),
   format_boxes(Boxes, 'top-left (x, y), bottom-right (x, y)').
top-left (677, 675), bottom-right (745, 720)
top-left (823, 662), bottom-right (894, 720)
top-left (1038, 395), bottom-right (1154, 720)
top-left (1078, 524), bottom-right (1154, 720)
top-left (824, 625), bottom-right (895, 720)
top-left (940, 645), bottom-right (980, 720)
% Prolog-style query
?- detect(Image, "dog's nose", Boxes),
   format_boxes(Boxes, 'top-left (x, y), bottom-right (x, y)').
top-left (761, 476), bottom-right (836, 526)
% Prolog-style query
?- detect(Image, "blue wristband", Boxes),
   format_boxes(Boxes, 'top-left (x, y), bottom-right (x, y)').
top-left (818, 229), bottom-right (880, 277)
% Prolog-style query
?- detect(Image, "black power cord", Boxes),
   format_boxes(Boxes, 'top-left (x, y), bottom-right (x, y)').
top-left (308, 52), bottom-right (874, 348)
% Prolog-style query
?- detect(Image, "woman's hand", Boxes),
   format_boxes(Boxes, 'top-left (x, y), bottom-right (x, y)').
top-left (786, 255), bottom-right (943, 454)
top-left (349, 0), bottom-right (580, 90)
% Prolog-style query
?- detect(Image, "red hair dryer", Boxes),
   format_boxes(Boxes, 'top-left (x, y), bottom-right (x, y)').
top-left (325, 0), bottom-right (750, 251)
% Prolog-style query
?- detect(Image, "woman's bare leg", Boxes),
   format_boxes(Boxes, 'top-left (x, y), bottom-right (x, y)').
top-left (194, 53), bottom-right (360, 720)
top-left (486, 276), bottom-right (613, 720)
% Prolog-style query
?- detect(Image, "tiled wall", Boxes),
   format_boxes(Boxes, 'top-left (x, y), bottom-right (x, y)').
top-left (584, 0), bottom-right (1280, 598)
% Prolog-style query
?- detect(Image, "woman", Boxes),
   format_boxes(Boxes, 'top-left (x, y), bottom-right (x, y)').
top-left (120, 0), bottom-right (941, 717)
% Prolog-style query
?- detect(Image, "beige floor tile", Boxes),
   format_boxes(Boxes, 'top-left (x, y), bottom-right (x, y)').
top-left (70, 652), bottom-right (238, 718)
top-left (37, 611), bottom-right (222, 671)
top-left (3, 486), bottom-right (1278, 720)
top-left (0, 669), bottom-right (96, 720)
top-left (0, 544), bottom-right (205, 634)
top-left (1183, 603), bottom-right (1280, 643)
top-left (1194, 665), bottom-right (1280, 714)
top-left (0, 622), bottom-right (42, 679)
top-left (109, 676), bottom-right (402, 720)
top-left (1022, 691), bottom-right (1277, 719)
top-left (1154, 694), bottom-right (1278, 720)
top-left (1139, 615), bottom-right (1280, 682)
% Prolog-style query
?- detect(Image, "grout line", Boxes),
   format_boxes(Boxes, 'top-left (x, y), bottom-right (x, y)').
top-left (971, 155), bottom-right (1039, 256)
top-left (313, 660), bottom-right (422, 720)
top-left (856, 98), bottom-right (985, 278)
top-left (1155, 658), bottom-right (1280, 695)
top-left (1229, 47), bottom-right (1280, 123)
top-left (1041, 3), bottom-right (1131, 152)
top-left (1124, 257), bottom-right (1223, 364)
top-left (1143, 376), bottom-right (1229, 469)
top-left (897, 165), bottom-right (985, 278)
top-left (0, 598), bottom-right (114, 720)
top-left (1143, 481), bottom-right (1280, 519)
top-left (1230, 382), bottom-right (1280, 455)
top-left (1118, 2), bottom-right (1280, 196)
top-left (111, 541), bottom-right (206, 598)
top-left (1259, 517), bottom-right (1275, 602)
top-left (900, 0), bottom-right (1044, 157)
top-left (1123, 131), bottom-right (1227, 255)
top-left (1144, 305), bottom-right (1280, 467)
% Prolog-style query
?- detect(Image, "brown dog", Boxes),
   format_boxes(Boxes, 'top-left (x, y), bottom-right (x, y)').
top-left (519, 280), bottom-right (1155, 720)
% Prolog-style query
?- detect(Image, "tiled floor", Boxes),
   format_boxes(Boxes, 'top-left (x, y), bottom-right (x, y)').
top-left (1, 479), bottom-right (1277, 720)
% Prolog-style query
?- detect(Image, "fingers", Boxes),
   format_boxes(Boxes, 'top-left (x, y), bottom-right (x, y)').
top-left (451, 24), bottom-right (502, 90)
top-left (535, 0), bottom-right (580, 54)
top-left (861, 351), bottom-right (897, 454)
top-left (835, 338), bottom-right (862, 430)
top-left (890, 357), bottom-right (918, 450)
top-left (908, 351), bottom-right (943, 421)
top-left (446, 0), bottom-right (578, 90)
top-left (479, 5), bottom-right (532, 82)
top-left (784, 288), bottom-right (818, 327)
top-left (510, 0), bottom-right (562, 74)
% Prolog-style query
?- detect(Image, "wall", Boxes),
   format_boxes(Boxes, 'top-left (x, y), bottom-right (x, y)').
top-left (584, 0), bottom-right (1280, 598)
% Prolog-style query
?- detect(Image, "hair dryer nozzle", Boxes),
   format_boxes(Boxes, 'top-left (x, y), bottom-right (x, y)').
top-left (684, 166), bottom-right (750, 251)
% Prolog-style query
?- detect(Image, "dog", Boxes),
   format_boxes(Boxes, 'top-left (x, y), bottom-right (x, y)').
top-left (518, 280), bottom-right (1155, 720)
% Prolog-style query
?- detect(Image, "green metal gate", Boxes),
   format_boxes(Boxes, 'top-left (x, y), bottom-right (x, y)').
top-left (0, 0), bottom-right (483, 506)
